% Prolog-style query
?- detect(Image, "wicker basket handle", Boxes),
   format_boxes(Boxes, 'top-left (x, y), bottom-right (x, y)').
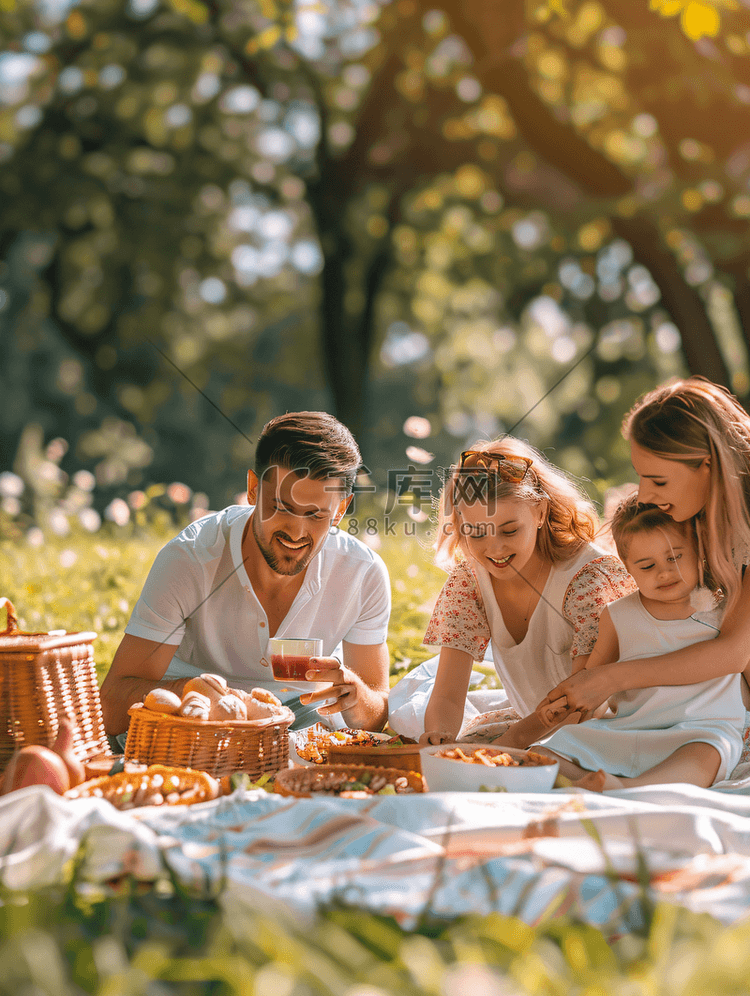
top-left (0, 598), bottom-right (18, 636)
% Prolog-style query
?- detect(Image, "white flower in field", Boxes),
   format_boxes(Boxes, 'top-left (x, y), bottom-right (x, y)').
top-left (104, 498), bottom-right (130, 527)
top-left (403, 415), bottom-right (431, 439)
top-left (59, 549), bottom-right (77, 568)
top-left (26, 527), bottom-right (44, 547)
top-left (72, 470), bottom-right (96, 492)
top-left (167, 482), bottom-right (192, 504)
top-left (48, 507), bottom-right (70, 536)
top-left (1, 497), bottom-right (20, 516)
top-left (0, 471), bottom-right (24, 498)
top-left (405, 445), bottom-right (434, 464)
top-left (79, 508), bottom-right (101, 532)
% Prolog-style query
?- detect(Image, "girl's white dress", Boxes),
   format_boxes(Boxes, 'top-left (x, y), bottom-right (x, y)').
top-left (537, 591), bottom-right (745, 782)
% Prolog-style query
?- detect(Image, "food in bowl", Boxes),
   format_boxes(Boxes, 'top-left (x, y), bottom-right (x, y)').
top-left (435, 747), bottom-right (555, 767)
top-left (421, 745), bottom-right (559, 793)
top-left (274, 763), bottom-right (424, 797)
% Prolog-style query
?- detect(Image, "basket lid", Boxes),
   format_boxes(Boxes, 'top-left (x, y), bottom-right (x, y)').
top-left (0, 597), bottom-right (97, 651)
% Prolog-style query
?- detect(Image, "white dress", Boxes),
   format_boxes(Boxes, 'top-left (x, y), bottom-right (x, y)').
top-left (537, 591), bottom-right (745, 782)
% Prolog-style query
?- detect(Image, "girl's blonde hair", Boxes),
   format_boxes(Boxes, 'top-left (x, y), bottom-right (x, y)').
top-left (435, 436), bottom-right (599, 570)
top-left (623, 376), bottom-right (750, 609)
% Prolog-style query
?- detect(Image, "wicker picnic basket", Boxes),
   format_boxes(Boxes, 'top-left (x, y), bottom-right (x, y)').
top-left (0, 597), bottom-right (111, 774)
top-left (326, 742), bottom-right (424, 774)
top-left (274, 763), bottom-right (425, 797)
top-left (124, 701), bottom-right (295, 779)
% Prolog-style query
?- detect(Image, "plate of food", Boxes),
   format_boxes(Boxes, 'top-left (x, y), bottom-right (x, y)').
top-left (289, 724), bottom-right (390, 765)
top-left (420, 744), bottom-right (559, 793)
top-left (327, 732), bottom-right (423, 773)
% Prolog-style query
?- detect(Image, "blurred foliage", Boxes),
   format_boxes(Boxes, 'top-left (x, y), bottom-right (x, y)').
top-left (3, 868), bottom-right (750, 993)
top-left (1, 0), bottom-right (750, 522)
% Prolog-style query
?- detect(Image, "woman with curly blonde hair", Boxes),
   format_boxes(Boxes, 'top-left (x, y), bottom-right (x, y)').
top-left (417, 436), bottom-right (635, 746)
top-left (539, 377), bottom-right (750, 733)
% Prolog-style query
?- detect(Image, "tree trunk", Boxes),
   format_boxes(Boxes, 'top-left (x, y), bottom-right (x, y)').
top-left (613, 216), bottom-right (732, 389)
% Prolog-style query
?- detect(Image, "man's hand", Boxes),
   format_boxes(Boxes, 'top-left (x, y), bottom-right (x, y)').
top-left (299, 642), bottom-right (389, 731)
top-left (299, 656), bottom-right (359, 715)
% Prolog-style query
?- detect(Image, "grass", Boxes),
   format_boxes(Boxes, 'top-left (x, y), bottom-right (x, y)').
top-left (2, 873), bottom-right (750, 995)
top-left (1, 512), bottom-right (748, 994)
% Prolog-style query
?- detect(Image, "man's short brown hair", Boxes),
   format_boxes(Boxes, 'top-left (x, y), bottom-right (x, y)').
top-left (254, 412), bottom-right (361, 494)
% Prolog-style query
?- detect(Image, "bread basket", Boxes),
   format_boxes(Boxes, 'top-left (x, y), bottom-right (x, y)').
top-left (124, 701), bottom-right (295, 779)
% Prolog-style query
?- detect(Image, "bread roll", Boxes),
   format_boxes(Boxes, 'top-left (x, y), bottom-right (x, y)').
top-left (247, 687), bottom-right (283, 708)
top-left (183, 673), bottom-right (228, 705)
top-left (243, 699), bottom-right (279, 721)
top-left (144, 688), bottom-right (182, 715)
top-left (237, 687), bottom-right (285, 721)
top-left (209, 694), bottom-right (248, 722)
top-left (179, 690), bottom-right (211, 720)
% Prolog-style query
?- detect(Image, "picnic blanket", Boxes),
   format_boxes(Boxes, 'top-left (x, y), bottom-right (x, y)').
top-left (3, 775), bottom-right (750, 934)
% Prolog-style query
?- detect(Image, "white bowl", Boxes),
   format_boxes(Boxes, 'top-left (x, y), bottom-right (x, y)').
top-left (420, 744), bottom-right (559, 793)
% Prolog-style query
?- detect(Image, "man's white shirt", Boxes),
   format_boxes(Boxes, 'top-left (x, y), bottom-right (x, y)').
top-left (124, 504), bottom-right (391, 700)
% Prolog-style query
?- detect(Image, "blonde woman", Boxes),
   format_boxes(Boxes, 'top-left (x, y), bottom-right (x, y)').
top-left (538, 376), bottom-right (750, 728)
top-left (418, 437), bottom-right (635, 746)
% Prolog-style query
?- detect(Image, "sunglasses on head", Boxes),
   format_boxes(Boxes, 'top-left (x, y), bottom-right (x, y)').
top-left (458, 450), bottom-right (533, 483)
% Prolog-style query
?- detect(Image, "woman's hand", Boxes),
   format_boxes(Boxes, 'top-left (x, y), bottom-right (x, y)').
top-left (419, 729), bottom-right (457, 745)
top-left (536, 667), bottom-right (617, 726)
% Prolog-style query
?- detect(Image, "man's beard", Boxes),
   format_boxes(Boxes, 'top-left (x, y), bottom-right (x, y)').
top-left (252, 516), bottom-right (313, 576)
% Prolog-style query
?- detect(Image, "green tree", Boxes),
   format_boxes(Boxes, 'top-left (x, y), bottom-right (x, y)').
top-left (1, 0), bottom-right (749, 507)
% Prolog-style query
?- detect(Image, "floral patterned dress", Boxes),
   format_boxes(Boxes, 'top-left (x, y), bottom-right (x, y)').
top-left (423, 543), bottom-right (636, 735)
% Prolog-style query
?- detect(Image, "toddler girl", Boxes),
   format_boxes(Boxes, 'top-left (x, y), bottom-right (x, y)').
top-left (535, 494), bottom-right (745, 790)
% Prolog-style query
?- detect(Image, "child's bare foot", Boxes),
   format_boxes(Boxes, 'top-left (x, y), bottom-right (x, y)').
top-left (575, 769), bottom-right (625, 793)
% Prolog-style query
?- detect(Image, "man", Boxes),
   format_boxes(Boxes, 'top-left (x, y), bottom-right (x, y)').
top-left (101, 411), bottom-right (391, 737)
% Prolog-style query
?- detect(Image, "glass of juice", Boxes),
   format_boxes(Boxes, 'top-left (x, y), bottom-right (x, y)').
top-left (267, 638), bottom-right (324, 682)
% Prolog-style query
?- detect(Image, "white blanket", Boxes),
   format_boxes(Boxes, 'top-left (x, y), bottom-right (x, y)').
top-left (4, 779), bottom-right (750, 933)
